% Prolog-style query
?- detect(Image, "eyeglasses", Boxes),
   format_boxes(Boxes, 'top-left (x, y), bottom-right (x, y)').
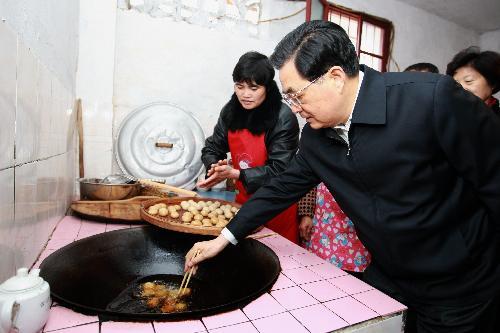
top-left (281, 73), bottom-right (326, 108)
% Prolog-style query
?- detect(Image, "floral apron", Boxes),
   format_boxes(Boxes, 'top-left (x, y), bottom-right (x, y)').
top-left (304, 183), bottom-right (370, 272)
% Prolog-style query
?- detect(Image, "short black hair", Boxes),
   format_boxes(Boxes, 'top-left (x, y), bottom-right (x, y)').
top-left (446, 46), bottom-right (500, 94)
top-left (232, 51), bottom-right (275, 89)
top-left (270, 20), bottom-right (359, 80)
top-left (404, 62), bottom-right (439, 73)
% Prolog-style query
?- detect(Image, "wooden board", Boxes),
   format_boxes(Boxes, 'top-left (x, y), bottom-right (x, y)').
top-left (71, 196), bottom-right (158, 221)
top-left (141, 197), bottom-right (241, 236)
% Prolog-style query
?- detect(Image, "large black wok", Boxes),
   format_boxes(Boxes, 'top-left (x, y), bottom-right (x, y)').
top-left (39, 226), bottom-right (280, 320)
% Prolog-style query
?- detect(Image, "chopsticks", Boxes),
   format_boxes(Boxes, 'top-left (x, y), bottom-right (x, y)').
top-left (246, 232), bottom-right (278, 240)
top-left (178, 250), bottom-right (200, 297)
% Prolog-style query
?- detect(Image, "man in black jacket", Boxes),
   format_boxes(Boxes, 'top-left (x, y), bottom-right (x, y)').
top-left (186, 21), bottom-right (500, 332)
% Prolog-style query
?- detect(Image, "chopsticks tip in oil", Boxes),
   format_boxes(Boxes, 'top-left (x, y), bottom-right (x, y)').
top-left (178, 249), bottom-right (200, 298)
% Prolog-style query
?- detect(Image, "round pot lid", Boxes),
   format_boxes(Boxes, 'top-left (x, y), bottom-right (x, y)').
top-left (115, 102), bottom-right (205, 189)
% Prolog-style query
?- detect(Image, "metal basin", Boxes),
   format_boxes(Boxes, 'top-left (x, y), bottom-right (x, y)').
top-left (39, 226), bottom-right (281, 320)
top-left (78, 178), bottom-right (140, 200)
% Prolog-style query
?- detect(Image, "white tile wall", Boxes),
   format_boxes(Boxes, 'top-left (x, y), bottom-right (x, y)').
top-left (16, 38), bottom-right (40, 165)
top-left (0, 168), bottom-right (15, 282)
top-left (0, 22), bottom-right (76, 281)
top-left (38, 63), bottom-right (54, 159)
top-left (0, 22), bottom-right (16, 170)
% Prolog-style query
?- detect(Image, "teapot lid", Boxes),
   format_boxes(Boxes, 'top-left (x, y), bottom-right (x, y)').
top-left (0, 268), bottom-right (44, 292)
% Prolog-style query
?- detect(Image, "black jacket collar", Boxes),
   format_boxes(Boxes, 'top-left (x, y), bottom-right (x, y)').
top-left (352, 65), bottom-right (387, 125)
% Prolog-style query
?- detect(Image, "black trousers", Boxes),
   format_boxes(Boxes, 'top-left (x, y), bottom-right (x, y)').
top-left (364, 266), bottom-right (500, 333)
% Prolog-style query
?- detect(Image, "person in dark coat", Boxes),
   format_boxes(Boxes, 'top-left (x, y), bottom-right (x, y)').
top-left (446, 46), bottom-right (500, 114)
top-left (404, 62), bottom-right (439, 73)
top-left (199, 51), bottom-right (300, 243)
top-left (186, 21), bottom-right (500, 332)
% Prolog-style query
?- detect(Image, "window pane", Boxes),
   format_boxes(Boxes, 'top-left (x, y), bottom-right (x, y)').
top-left (372, 57), bottom-right (382, 71)
top-left (359, 53), bottom-right (371, 67)
top-left (340, 15), bottom-right (350, 32)
top-left (350, 37), bottom-right (358, 51)
top-left (360, 53), bottom-right (382, 71)
top-left (373, 26), bottom-right (383, 56)
top-left (348, 19), bottom-right (358, 39)
top-left (329, 12), bottom-right (341, 24)
top-left (361, 22), bottom-right (374, 54)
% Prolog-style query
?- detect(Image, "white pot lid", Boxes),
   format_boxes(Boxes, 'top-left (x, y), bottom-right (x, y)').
top-left (115, 102), bottom-right (205, 189)
top-left (0, 268), bottom-right (43, 292)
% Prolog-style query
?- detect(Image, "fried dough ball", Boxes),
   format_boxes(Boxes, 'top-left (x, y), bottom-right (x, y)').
top-left (158, 203), bottom-right (167, 208)
top-left (180, 201), bottom-right (190, 210)
top-left (200, 209), bottom-right (209, 217)
top-left (148, 207), bottom-right (159, 215)
top-left (181, 213), bottom-right (193, 223)
top-left (198, 201), bottom-right (207, 208)
top-left (230, 206), bottom-right (238, 213)
top-left (191, 220), bottom-right (203, 226)
top-left (208, 211), bottom-right (216, 218)
top-left (170, 211), bottom-right (179, 219)
top-left (202, 219), bottom-right (212, 227)
top-left (146, 297), bottom-right (160, 308)
top-left (224, 210), bottom-right (233, 219)
top-left (213, 201), bottom-right (221, 208)
top-left (143, 282), bottom-right (155, 290)
top-left (215, 208), bottom-right (223, 215)
top-left (193, 214), bottom-right (203, 221)
top-left (188, 206), bottom-right (198, 214)
top-left (174, 204), bottom-right (181, 210)
top-left (211, 217), bottom-right (219, 225)
top-left (216, 221), bottom-right (227, 228)
top-left (175, 302), bottom-right (187, 311)
top-left (159, 208), bottom-right (168, 216)
top-left (206, 201), bottom-right (213, 206)
top-left (161, 302), bottom-right (176, 313)
top-left (141, 288), bottom-right (156, 297)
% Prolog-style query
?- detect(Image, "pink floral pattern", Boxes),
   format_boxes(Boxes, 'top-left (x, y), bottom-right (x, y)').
top-left (303, 183), bottom-right (371, 272)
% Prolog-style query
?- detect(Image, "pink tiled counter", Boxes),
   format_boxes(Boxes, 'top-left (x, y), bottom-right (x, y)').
top-left (35, 216), bottom-right (406, 333)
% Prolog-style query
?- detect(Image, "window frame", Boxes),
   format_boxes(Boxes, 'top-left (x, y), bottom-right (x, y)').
top-left (319, 2), bottom-right (393, 72)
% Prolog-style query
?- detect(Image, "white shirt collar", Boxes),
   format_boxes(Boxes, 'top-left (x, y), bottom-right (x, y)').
top-left (334, 70), bottom-right (364, 132)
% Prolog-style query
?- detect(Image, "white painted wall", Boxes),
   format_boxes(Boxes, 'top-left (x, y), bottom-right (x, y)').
top-left (0, 1), bottom-right (79, 281)
top-left (76, 0), bottom-right (117, 179)
top-left (311, 0), bottom-right (479, 73)
top-left (75, 0), bottom-right (307, 179)
top-left (479, 29), bottom-right (500, 52)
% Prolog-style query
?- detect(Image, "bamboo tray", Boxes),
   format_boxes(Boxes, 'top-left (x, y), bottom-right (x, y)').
top-left (72, 196), bottom-right (158, 221)
top-left (141, 197), bottom-right (241, 236)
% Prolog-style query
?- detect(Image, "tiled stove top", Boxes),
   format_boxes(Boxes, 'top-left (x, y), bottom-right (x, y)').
top-left (34, 216), bottom-right (406, 333)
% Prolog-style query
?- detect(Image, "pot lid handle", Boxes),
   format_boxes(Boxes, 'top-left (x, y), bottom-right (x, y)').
top-left (155, 142), bottom-right (173, 148)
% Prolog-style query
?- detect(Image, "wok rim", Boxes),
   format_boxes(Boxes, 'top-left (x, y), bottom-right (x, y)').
top-left (40, 226), bottom-right (281, 321)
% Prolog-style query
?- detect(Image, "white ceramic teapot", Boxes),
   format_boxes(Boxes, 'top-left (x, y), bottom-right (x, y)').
top-left (0, 268), bottom-right (51, 333)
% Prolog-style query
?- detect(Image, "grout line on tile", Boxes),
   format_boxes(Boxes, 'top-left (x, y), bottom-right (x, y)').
top-left (14, 151), bottom-right (68, 168)
top-left (44, 320), bottom-right (100, 332)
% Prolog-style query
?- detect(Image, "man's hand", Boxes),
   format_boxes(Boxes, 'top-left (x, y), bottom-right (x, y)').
top-left (299, 216), bottom-right (313, 241)
top-left (184, 235), bottom-right (230, 274)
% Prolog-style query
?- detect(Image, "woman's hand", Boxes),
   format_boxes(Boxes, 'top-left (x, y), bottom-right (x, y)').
top-left (198, 160), bottom-right (240, 189)
top-left (184, 235), bottom-right (230, 274)
top-left (299, 216), bottom-right (313, 241)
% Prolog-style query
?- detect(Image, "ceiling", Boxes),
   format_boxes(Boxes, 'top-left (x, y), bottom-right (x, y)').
top-left (397, 0), bottom-right (500, 33)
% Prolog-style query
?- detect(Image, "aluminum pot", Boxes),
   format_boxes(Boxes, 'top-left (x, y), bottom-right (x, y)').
top-left (78, 178), bottom-right (140, 201)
